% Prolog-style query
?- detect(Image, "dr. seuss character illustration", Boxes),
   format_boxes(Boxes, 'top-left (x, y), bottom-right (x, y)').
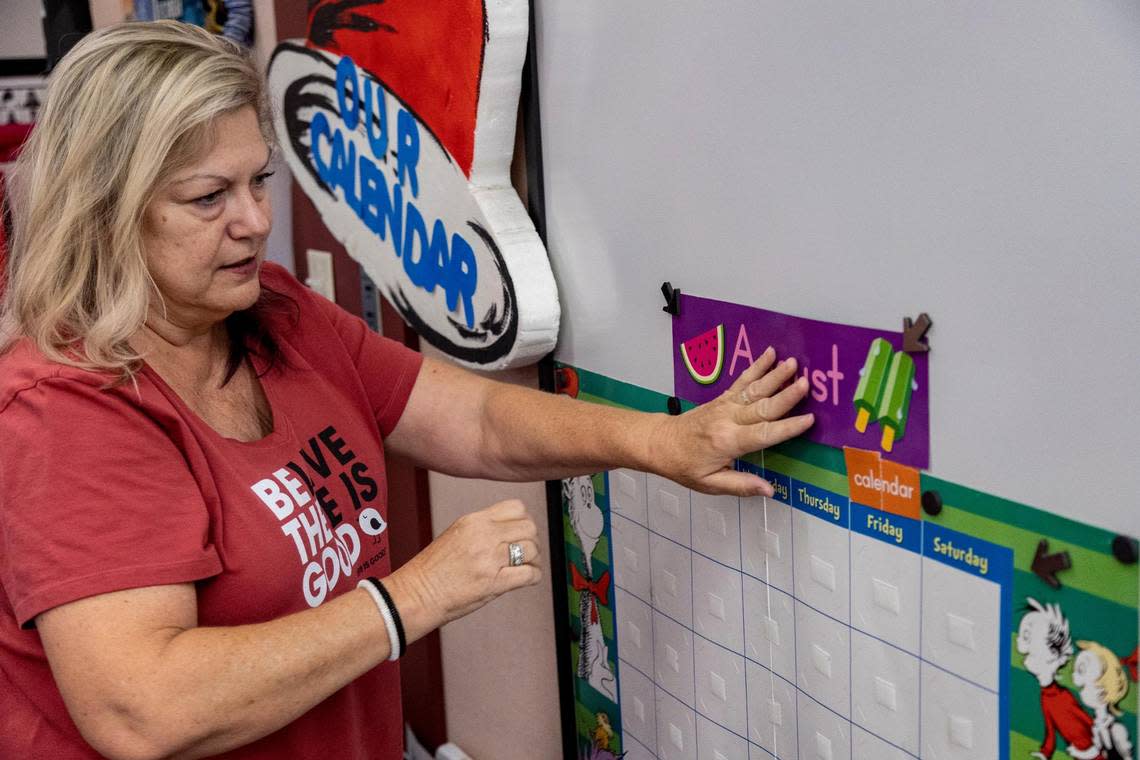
top-left (585, 711), bottom-right (623, 760)
top-left (564, 475), bottom-right (616, 701)
top-left (1017, 598), bottom-right (1135, 760)
top-left (1072, 641), bottom-right (1134, 760)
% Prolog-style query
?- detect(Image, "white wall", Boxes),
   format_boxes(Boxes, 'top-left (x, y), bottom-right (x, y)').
top-left (1, 0), bottom-right (45, 59)
top-left (535, 1), bottom-right (1140, 537)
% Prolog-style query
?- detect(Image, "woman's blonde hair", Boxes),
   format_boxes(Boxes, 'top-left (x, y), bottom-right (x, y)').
top-left (1078, 640), bottom-right (1130, 715)
top-left (1, 20), bottom-right (273, 376)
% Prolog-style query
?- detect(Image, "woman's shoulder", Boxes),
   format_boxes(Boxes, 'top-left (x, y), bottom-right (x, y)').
top-left (0, 339), bottom-right (96, 406)
top-left (0, 339), bottom-right (156, 418)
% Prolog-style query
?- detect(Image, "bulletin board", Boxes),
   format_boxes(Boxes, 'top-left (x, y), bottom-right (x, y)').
top-left (530, 3), bottom-right (1140, 760)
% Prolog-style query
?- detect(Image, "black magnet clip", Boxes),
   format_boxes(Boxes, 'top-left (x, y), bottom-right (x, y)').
top-left (661, 282), bottom-right (680, 316)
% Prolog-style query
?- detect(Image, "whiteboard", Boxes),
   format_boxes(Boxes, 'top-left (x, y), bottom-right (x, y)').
top-left (534, 1), bottom-right (1140, 538)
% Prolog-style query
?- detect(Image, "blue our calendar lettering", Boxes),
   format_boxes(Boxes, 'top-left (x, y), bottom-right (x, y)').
top-left (309, 55), bottom-right (477, 327)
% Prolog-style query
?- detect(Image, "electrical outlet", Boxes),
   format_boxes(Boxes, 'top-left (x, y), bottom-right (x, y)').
top-left (304, 249), bottom-right (336, 301)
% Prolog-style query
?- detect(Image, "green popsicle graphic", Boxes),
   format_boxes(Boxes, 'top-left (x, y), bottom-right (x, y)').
top-left (852, 338), bottom-right (893, 433)
top-left (875, 350), bottom-right (916, 452)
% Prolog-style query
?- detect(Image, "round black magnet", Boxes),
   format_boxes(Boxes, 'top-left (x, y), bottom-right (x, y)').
top-left (921, 489), bottom-right (942, 516)
top-left (1112, 535), bottom-right (1138, 565)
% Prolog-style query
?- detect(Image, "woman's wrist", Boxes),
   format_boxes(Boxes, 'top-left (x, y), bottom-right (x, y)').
top-left (369, 567), bottom-right (444, 648)
top-left (638, 411), bottom-right (675, 477)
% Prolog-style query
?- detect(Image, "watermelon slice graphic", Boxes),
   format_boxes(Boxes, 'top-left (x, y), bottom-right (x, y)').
top-left (680, 324), bottom-right (725, 385)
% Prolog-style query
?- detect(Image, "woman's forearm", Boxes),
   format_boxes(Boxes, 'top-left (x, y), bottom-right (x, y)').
top-left (480, 382), bottom-right (664, 482)
top-left (155, 589), bottom-right (393, 759)
top-left (162, 578), bottom-right (435, 760)
top-left (39, 571), bottom-right (435, 760)
top-left (478, 361), bottom-right (811, 498)
top-left (387, 351), bottom-right (810, 496)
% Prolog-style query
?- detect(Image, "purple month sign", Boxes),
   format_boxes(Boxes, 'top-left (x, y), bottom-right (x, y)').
top-left (673, 294), bottom-right (930, 468)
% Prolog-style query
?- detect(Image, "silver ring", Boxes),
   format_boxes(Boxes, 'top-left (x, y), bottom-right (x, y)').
top-left (508, 542), bottom-right (525, 567)
top-left (739, 389), bottom-right (751, 404)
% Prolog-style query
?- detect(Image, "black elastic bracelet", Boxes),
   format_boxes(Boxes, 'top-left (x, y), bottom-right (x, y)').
top-left (366, 577), bottom-right (406, 658)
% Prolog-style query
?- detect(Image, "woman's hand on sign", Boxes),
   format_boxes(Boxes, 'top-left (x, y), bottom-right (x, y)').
top-left (650, 347), bottom-right (814, 497)
top-left (386, 499), bottom-right (542, 630)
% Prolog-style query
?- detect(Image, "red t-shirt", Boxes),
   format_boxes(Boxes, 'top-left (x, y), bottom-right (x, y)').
top-left (0, 263), bottom-right (423, 759)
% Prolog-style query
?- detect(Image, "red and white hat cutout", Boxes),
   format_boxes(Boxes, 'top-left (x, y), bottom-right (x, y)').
top-left (269, 0), bottom-right (559, 368)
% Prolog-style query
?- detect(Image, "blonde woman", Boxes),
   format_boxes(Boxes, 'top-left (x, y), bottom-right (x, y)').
top-left (0, 21), bottom-right (813, 760)
top-left (1073, 641), bottom-right (1133, 760)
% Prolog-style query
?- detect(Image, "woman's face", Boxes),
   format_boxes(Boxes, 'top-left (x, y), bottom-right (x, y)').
top-left (142, 106), bottom-right (273, 331)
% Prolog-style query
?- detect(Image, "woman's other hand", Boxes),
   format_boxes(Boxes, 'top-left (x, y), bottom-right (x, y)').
top-left (385, 499), bottom-right (542, 631)
top-left (651, 346), bottom-right (814, 497)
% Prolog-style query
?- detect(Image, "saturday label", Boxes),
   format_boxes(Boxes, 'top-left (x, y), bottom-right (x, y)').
top-left (923, 522), bottom-right (1012, 583)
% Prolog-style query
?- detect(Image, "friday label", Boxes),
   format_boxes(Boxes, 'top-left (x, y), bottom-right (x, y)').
top-left (851, 502), bottom-right (921, 553)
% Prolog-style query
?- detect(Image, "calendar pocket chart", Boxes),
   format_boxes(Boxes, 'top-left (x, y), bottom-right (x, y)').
top-left (558, 364), bottom-right (1138, 760)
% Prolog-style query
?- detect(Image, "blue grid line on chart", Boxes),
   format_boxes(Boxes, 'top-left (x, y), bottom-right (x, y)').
top-left (788, 476), bottom-right (800, 760)
top-left (689, 484), bottom-right (698, 754)
top-left (917, 503), bottom-right (924, 757)
top-left (738, 479), bottom-right (750, 760)
top-left (849, 480), bottom-right (854, 760)
top-left (605, 465), bottom-right (1013, 760)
